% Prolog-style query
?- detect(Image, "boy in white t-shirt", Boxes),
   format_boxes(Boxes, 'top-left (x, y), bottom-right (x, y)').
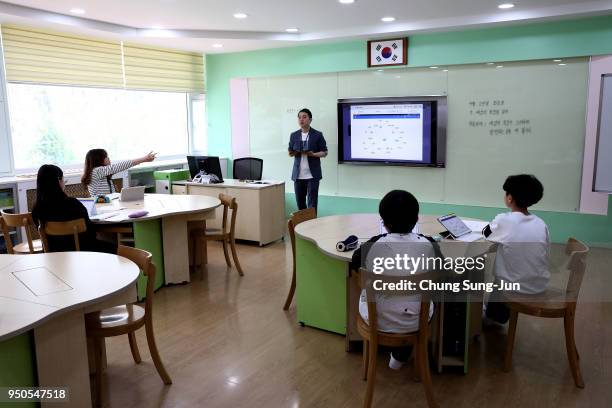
top-left (350, 190), bottom-right (440, 369)
top-left (483, 174), bottom-right (550, 324)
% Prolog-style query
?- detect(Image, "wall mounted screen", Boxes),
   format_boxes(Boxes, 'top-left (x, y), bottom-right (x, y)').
top-left (337, 97), bottom-right (446, 167)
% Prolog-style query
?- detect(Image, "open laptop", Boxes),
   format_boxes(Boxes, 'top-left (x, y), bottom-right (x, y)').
top-left (78, 198), bottom-right (97, 216)
top-left (120, 186), bottom-right (146, 202)
top-left (437, 214), bottom-right (482, 242)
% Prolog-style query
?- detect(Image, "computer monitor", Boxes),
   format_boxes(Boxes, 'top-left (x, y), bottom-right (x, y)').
top-left (187, 156), bottom-right (224, 182)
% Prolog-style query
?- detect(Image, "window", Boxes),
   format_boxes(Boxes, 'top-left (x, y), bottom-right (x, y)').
top-left (7, 83), bottom-right (206, 170)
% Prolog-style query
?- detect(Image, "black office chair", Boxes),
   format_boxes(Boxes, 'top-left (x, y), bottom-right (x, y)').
top-left (233, 157), bottom-right (263, 181)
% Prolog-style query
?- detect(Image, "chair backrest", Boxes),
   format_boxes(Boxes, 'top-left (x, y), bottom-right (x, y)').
top-left (1, 210), bottom-right (36, 254)
top-left (117, 245), bottom-right (155, 315)
top-left (39, 219), bottom-right (87, 252)
top-left (356, 267), bottom-right (435, 336)
top-left (218, 193), bottom-right (238, 237)
top-left (0, 216), bottom-right (14, 254)
top-left (564, 237), bottom-right (589, 303)
top-left (288, 208), bottom-right (317, 272)
top-left (233, 157), bottom-right (263, 181)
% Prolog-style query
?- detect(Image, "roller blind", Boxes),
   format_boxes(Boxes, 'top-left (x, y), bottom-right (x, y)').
top-left (0, 25), bottom-right (205, 92)
top-left (1, 25), bottom-right (124, 88)
top-left (123, 43), bottom-right (205, 92)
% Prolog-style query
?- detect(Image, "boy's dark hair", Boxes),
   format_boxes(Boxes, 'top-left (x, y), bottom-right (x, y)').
top-left (379, 190), bottom-right (419, 233)
top-left (298, 108), bottom-right (312, 119)
top-left (503, 174), bottom-right (544, 208)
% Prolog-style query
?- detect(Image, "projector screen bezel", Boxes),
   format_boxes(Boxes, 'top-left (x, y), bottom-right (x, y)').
top-left (337, 96), bottom-right (447, 168)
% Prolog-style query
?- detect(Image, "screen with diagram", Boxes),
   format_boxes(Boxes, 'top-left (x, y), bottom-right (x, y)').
top-left (338, 99), bottom-right (443, 166)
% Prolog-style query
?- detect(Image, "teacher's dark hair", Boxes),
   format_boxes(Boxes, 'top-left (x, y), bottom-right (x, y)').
top-left (33, 164), bottom-right (67, 222)
top-left (379, 190), bottom-right (419, 233)
top-left (81, 148), bottom-right (108, 185)
top-left (298, 108), bottom-right (312, 119)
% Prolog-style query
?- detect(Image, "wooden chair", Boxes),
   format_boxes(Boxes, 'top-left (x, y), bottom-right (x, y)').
top-left (191, 193), bottom-right (244, 276)
top-left (502, 237), bottom-right (589, 388)
top-left (0, 210), bottom-right (43, 254)
top-left (85, 246), bottom-right (172, 406)
top-left (355, 268), bottom-right (438, 408)
top-left (283, 207), bottom-right (317, 310)
top-left (38, 219), bottom-right (87, 252)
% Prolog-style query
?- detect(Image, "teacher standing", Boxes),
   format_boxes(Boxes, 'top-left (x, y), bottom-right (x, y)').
top-left (288, 108), bottom-right (328, 212)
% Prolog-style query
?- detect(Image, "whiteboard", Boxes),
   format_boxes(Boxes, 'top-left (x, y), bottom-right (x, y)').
top-left (248, 59), bottom-right (588, 212)
top-left (593, 74), bottom-right (612, 192)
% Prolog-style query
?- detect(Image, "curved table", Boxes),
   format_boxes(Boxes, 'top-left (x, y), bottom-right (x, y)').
top-left (294, 213), bottom-right (488, 372)
top-left (93, 194), bottom-right (221, 295)
top-left (0, 252), bottom-right (139, 408)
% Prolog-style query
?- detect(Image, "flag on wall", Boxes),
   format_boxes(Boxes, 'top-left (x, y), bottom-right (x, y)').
top-left (368, 38), bottom-right (408, 67)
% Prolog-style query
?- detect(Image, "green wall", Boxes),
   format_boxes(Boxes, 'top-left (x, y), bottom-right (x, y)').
top-left (206, 15), bottom-right (612, 246)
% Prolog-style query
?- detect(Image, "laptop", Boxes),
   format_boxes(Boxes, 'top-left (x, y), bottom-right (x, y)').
top-left (78, 198), bottom-right (97, 216)
top-left (120, 186), bottom-right (146, 202)
top-left (437, 214), bottom-right (482, 242)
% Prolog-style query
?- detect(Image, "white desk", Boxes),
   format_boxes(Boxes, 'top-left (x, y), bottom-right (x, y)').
top-left (294, 213), bottom-right (487, 373)
top-left (93, 194), bottom-right (220, 286)
top-left (173, 179), bottom-right (285, 246)
top-left (0, 252), bottom-right (139, 408)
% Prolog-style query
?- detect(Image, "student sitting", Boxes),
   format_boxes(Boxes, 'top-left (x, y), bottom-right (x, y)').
top-left (32, 164), bottom-right (116, 254)
top-left (81, 149), bottom-right (156, 197)
top-left (350, 190), bottom-right (439, 369)
top-left (483, 174), bottom-right (550, 324)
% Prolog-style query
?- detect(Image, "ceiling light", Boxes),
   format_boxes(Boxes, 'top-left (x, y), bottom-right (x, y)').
top-left (498, 3), bottom-right (515, 9)
top-left (443, 69), bottom-right (449, 72)
top-left (339, 0), bottom-right (355, 3)
top-left (553, 59), bottom-right (562, 62)
top-left (285, 28), bottom-right (299, 33)
top-left (151, 25), bottom-right (164, 30)
top-left (486, 62), bottom-right (495, 65)
top-left (381, 16), bottom-right (395, 22)
top-left (70, 8), bottom-right (85, 14)
top-left (212, 44), bottom-right (223, 48)
top-left (496, 65), bottom-right (504, 68)
top-left (429, 66), bottom-right (438, 69)
top-left (558, 63), bottom-right (567, 66)
top-left (395, 75), bottom-right (401, 79)
top-left (233, 13), bottom-right (248, 19)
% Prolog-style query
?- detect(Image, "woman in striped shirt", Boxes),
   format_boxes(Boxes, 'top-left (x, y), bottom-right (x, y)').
top-left (81, 149), bottom-right (156, 197)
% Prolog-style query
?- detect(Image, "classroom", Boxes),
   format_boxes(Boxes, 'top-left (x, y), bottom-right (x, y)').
top-left (0, 1), bottom-right (611, 407)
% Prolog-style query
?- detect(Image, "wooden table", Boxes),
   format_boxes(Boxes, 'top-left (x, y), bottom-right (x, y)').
top-left (294, 213), bottom-right (488, 373)
top-left (172, 179), bottom-right (285, 246)
top-left (0, 252), bottom-right (139, 408)
top-left (93, 194), bottom-right (220, 295)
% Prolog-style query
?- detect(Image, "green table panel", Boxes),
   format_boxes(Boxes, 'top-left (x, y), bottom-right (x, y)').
top-left (133, 219), bottom-right (165, 299)
top-left (0, 333), bottom-right (37, 408)
top-left (296, 237), bottom-right (347, 335)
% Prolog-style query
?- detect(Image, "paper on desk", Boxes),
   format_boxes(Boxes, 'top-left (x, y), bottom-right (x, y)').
top-left (463, 220), bottom-right (488, 233)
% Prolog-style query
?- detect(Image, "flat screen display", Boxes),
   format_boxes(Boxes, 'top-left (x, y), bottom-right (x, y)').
top-left (338, 97), bottom-right (446, 167)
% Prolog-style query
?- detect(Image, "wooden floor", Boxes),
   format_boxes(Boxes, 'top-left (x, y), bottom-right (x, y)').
top-left (103, 240), bottom-right (612, 407)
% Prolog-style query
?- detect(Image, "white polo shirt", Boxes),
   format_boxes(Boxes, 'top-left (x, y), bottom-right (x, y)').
top-left (486, 212), bottom-right (550, 294)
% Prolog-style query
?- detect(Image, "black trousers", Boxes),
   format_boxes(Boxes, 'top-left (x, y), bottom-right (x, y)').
top-left (294, 179), bottom-right (320, 211)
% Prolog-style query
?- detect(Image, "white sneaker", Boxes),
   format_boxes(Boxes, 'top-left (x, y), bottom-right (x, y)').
top-left (388, 353), bottom-right (404, 370)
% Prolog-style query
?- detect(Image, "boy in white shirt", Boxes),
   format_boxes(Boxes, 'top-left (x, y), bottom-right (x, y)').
top-left (350, 190), bottom-right (440, 369)
top-left (483, 174), bottom-right (550, 324)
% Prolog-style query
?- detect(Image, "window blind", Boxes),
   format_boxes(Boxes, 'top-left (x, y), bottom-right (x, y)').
top-left (1, 25), bottom-right (124, 88)
top-left (123, 43), bottom-right (205, 92)
top-left (1, 25), bottom-right (205, 93)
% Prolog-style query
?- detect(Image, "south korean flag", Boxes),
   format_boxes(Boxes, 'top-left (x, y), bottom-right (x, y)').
top-left (369, 39), bottom-right (405, 66)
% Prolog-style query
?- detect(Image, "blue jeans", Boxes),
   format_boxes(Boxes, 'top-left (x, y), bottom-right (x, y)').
top-left (294, 179), bottom-right (320, 211)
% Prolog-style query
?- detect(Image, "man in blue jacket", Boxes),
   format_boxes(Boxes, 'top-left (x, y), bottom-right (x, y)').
top-left (288, 108), bottom-right (328, 211)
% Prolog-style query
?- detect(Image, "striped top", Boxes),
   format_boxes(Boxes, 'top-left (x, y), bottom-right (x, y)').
top-left (87, 160), bottom-right (134, 197)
